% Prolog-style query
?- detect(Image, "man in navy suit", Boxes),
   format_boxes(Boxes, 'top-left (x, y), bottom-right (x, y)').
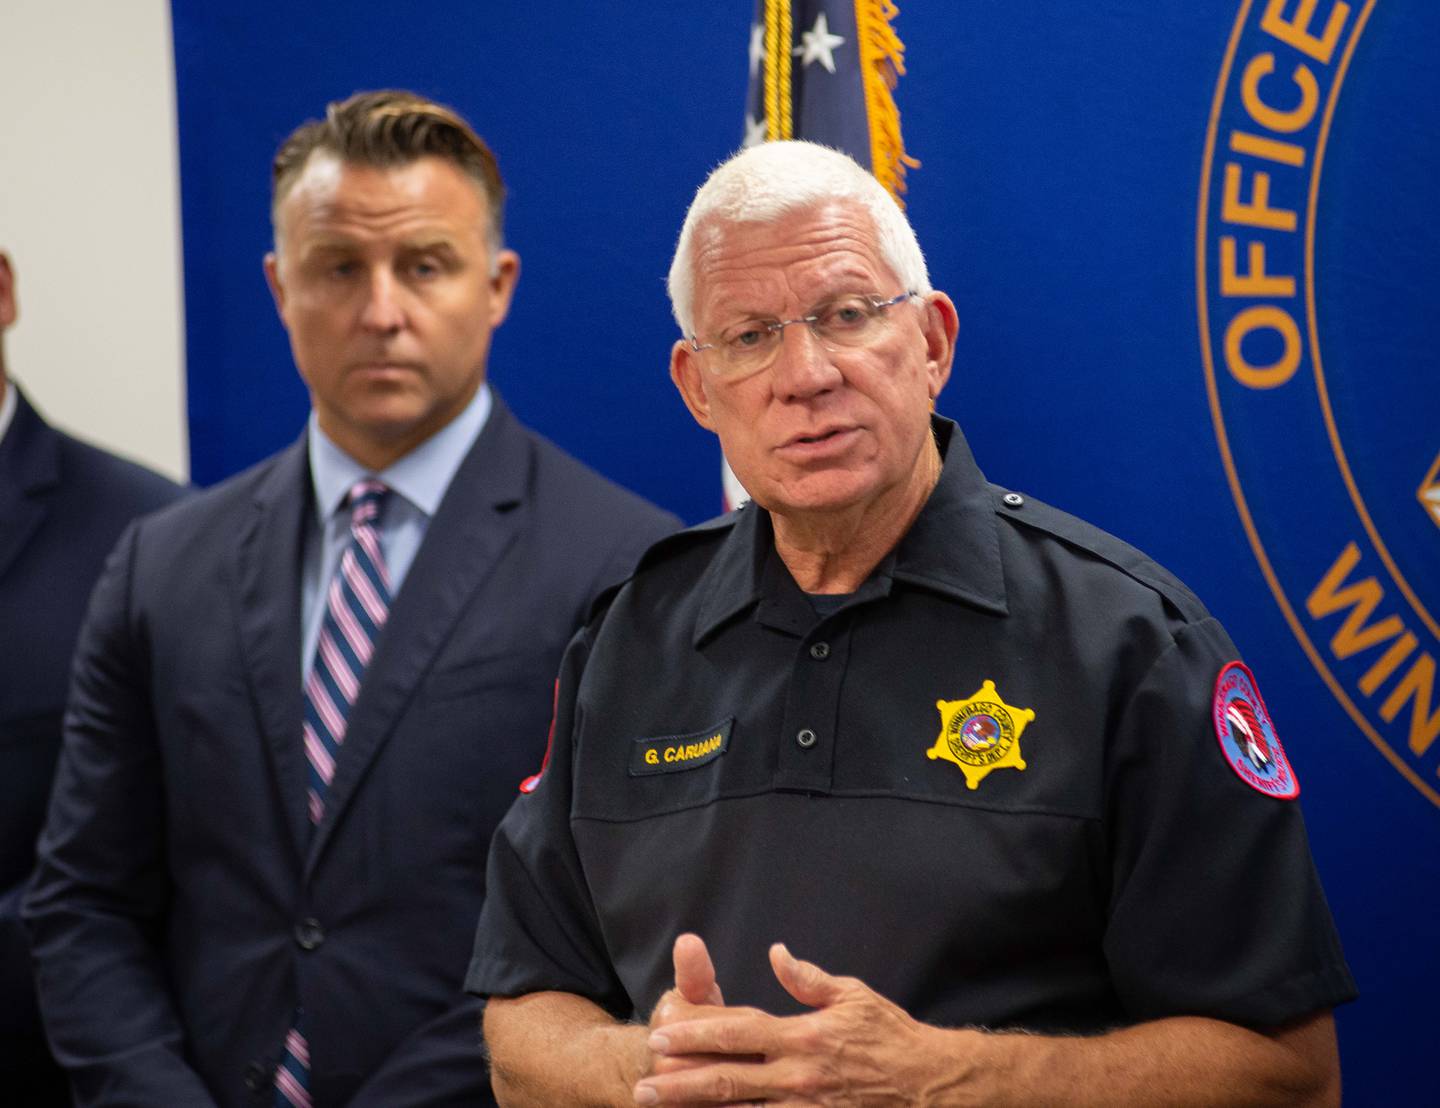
top-left (25, 92), bottom-right (678, 1107)
top-left (0, 250), bottom-right (187, 1104)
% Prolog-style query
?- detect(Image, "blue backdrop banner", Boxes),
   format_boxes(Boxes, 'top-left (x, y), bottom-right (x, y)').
top-left (171, 2), bottom-right (1436, 1099)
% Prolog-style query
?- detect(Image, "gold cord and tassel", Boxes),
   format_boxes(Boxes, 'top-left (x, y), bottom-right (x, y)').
top-left (763, 0), bottom-right (795, 140)
top-left (760, 0), bottom-right (917, 204)
top-left (853, 0), bottom-right (920, 204)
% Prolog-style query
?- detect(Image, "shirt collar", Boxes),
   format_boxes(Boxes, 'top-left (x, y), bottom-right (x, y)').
top-left (692, 415), bottom-right (1009, 646)
top-left (308, 382), bottom-right (493, 523)
top-left (0, 378), bottom-right (17, 449)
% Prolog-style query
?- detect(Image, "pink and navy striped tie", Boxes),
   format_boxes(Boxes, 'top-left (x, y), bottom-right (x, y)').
top-left (276, 479), bottom-right (392, 1108)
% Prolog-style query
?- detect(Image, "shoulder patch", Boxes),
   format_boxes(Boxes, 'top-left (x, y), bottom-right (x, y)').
top-left (518, 678), bottom-right (561, 794)
top-left (1212, 661), bottom-right (1299, 799)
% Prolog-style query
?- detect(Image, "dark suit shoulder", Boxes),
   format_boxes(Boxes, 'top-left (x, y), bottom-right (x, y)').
top-left (51, 429), bottom-right (189, 515)
top-left (126, 445), bottom-right (293, 536)
top-left (7, 389), bottom-right (188, 522)
top-left (510, 424), bottom-right (682, 594)
top-left (521, 426), bottom-right (682, 537)
top-left (105, 445), bottom-right (306, 608)
top-left (989, 483), bottom-right (1210, 625)
top-left (583, 509), bottom-right (738, 623)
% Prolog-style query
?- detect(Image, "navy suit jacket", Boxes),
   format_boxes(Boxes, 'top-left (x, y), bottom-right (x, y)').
top-left (0, 387), bottom-right (186, 1101)
top-left (24, 395), bottom-right (679, 1107)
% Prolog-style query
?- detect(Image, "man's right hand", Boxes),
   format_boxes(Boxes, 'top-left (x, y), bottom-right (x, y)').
top-left (646, 933), bottom-right (767, 1084)
top-left (646, 933), bottom-right (728, 1079)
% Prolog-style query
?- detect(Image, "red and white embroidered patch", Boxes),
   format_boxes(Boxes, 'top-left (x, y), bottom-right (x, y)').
top-left (518, 678), bottom-right (560, 794)
top-left (1212, 661), bottom-right (1298, 799)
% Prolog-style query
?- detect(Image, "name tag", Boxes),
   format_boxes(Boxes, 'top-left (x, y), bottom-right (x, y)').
top-left (630, 719), bottom-right (733, 776)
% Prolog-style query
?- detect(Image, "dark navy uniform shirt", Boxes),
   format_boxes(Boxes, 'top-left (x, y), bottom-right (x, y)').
top-left (468, 418), bottom-right (1356, 1033)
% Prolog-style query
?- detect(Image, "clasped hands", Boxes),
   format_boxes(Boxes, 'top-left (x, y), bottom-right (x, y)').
top-left (633, 933), bottom-right (968, 1107)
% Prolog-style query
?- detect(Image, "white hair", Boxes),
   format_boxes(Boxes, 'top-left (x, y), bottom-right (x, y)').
top-left (666, 141), bottom-right (931, 336)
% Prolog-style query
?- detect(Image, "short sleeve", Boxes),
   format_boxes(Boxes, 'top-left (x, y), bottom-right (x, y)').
top-left (1102, 617), bottom-right (1357, 1026)
top-left (465, 627), bottom-right (632, 1016)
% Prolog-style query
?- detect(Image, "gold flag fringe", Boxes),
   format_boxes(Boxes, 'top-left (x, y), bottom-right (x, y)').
top-left (853, 0), bottom-right (919, 205)
top-left (764, 0), bottom-right (794, 140)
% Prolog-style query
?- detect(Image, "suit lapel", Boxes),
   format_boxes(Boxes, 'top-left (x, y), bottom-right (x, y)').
top-left (0, 390), bottom-right (59, 585)
top-left (307, 399), bottom-right (531, 873)
top-left (235, 437), bottom-right (311, 863)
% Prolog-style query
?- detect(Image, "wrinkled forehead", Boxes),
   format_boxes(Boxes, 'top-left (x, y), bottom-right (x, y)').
top-left (690, 201), bottom-right (896, 318)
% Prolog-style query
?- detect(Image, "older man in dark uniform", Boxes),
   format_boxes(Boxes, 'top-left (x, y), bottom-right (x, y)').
top-left (468, 141), bottom-right (1355, 1106)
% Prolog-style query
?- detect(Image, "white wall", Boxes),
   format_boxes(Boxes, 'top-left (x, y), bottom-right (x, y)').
top-left (0, 0), bottom-right (188, 481)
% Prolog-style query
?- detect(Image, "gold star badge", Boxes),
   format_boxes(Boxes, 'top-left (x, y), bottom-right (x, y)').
top-left (928, 680), bottom-right (1036, 790)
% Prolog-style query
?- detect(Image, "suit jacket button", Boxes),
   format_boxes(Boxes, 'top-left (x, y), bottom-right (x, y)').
top-left (244, 1061), bottom-right (268, 1091)
top-left (295, 917), bottom-right (325, 951)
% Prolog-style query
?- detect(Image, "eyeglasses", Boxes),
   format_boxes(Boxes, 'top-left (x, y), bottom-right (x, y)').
top-left (688, 290), bottom-right (918, 378)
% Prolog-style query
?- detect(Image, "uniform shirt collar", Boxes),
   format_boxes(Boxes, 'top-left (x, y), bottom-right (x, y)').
top-left (308, 382), bottom-right (493, 524)
top-left (889, 417), bottom-right (1009, 615)
top-left (0, 378), bottom-right (17, 448)
top-left (693, 415), bottom-right (1008, 646)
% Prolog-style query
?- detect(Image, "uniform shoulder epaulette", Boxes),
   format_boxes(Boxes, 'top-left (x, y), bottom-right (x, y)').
top-left (585, 508), bottom-right (741, 623)
top-left (634, 508), bottom-right (738, 572)
top-left (990, 486), bottom-right (1210, 624)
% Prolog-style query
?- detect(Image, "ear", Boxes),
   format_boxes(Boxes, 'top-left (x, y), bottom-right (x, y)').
top-left (919, 291), bottom-right (958, 402)
top-left (670, 339), bottom-right (717, 432)
top-left (262, 252), bottom-right (287, 319)
top-left (486, 249), bottom-right (521, 328)
top-left (0, 253), bottom-right (16, 330)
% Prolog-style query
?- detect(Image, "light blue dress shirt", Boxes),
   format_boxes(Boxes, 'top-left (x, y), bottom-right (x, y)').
top-left (300, 383), bottom-right (493, 677)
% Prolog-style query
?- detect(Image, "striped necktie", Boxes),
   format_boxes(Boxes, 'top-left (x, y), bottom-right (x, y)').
top-left (304, 478), bottom-right (392, 824)
top-left (276, 478), bottom-right (392, 1108)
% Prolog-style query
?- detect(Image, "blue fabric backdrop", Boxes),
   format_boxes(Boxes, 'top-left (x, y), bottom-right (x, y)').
top-left (171, 2), bottom-right (1436, 1099)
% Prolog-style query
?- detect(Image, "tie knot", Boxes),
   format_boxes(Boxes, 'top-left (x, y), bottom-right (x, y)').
top-left (347, 479), bottom-right (389, 528)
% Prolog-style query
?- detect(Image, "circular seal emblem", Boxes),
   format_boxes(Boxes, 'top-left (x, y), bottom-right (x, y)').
top-left (959, 712), bottom-right (1002, 753)
top-left (1198, 1), bottom-right (1440, 807)
top-left (1213, 661), bottom-right (1298, 799)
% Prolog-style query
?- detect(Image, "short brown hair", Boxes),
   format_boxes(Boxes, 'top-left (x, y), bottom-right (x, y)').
top-left (271, 89), bottom-right (505, 248)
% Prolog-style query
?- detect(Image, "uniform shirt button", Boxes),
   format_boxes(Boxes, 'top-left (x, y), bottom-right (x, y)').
top-left (1002, 492), bottom-right (1025, 508)
top-left (796, 728), bottom-right (818, 749)
top-left (295, 917), bottom-right (325, 951)
top-left (809, 641), bottom-right (831, 660)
